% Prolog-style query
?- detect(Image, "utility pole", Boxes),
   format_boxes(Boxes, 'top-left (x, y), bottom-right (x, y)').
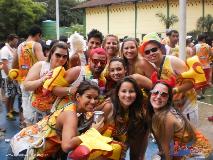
top-left (179, 0), bottom-right (186, 61)
top-left (56, 0), bottom-right (60, 40)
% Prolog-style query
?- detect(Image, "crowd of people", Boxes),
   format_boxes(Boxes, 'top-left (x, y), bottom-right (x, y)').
top-left (0, 25), bottom-right (213, 159)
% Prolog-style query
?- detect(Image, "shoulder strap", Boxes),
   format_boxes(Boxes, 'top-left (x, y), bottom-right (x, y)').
top-left (158, 55), bottom-right (166, 79)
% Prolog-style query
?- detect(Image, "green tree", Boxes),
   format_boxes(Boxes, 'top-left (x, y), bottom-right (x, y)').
top-left (197, 14), bottom-right (213, 33)
top-left (156, 13), bottom-right (178, 29)
top-left (36, 0), bottom-right (83, 26)
top-left (0, 0), bottom-right (46, 40)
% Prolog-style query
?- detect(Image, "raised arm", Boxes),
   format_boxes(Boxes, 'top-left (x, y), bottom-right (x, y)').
top-left (131, 73), bottom-right (152, 90)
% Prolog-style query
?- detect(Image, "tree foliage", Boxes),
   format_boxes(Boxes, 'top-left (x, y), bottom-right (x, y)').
top-left (197, 14), bottom-right (213, 33)
top-left (35, 0), bottom-right (83, 26)
top-left (156, 13), bottom-right (178, 29)
top-left (0, 0), bottom-right (46, 40)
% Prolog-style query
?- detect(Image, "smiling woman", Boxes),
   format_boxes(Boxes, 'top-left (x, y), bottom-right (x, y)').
top-left (22, 42), bottom-right (69, 124)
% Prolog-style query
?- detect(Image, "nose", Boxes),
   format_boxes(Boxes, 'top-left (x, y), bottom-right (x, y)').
top-left (90, 98), bottom-right (96, 104)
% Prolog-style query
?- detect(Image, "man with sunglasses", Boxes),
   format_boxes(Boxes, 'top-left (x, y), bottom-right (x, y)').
top-left (139, 32), bottom-right (199, 127)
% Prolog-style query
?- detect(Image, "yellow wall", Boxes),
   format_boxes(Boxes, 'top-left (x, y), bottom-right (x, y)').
top-left (85, 0), bottom-right (213, 40)
top-left (137, 0), bottom-right (166, 38)
top-left (109, 4), bottom-right (135, 38)
top-left (86, 7), bottom-right (108, 35)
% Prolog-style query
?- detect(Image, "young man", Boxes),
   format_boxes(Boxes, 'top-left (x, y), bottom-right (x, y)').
top-left (165, 30), bottom-right (179, 57)
top-left (0, 34), bottom-right (20, 121)
top-left (13, 25), bottom-right (46, 125)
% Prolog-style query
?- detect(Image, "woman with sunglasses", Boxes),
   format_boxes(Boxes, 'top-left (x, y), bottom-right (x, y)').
top-left (120, 38), bottom-right (155, 78)
top-left (140, 32), bottom-right (199, 128)
top-left (100, 77), bottom-right (149, 159)
top-left (8, 80), bottom-right (104, 160)
top-left (22, 42), bottom-right (69, 124)
top-left (147, 73), bottom-right (212, 160)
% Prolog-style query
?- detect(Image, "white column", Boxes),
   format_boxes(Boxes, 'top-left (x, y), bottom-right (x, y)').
top-left (179, 0), bottom-right (186, 61)
top-left (56, 0), bottom-right (60, 40)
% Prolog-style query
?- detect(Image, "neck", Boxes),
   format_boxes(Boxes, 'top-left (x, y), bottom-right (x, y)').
top-left (169, 43), bottom-right (176, 48)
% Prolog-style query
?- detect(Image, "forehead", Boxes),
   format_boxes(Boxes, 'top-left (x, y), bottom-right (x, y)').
top-left (120, 81), bottom-right (134, 89)
top-left (171, 32), bottom-right (179, 37)
top-left (53, 47), bottom-right (68, 54)
top-left (106, 36), bottom-right (118, 43)
top-left (153, 83), bottom-right (168, 92)
top-left (88, 37), bottom-right (101, 43)
top-left (91, 53), bottom-right (106, 60)
top-left (123, 41), bottom-right (136, 47)
top-left (109, 61), bottom-right (124, 68)
top-left (83, 88), bottom-right (99, 95)
top-left (144, 42), bottom-right (159, 50)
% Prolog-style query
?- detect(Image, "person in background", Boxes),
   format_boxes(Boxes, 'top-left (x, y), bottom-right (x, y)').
top-left (12, 25), bottom-right (46, 126)
top-left (165, 30), bottom-right (179, 57)
top-left (147, 77), bottom-right (212, 159)
top-left (0, 34), bottom-right (21, 121)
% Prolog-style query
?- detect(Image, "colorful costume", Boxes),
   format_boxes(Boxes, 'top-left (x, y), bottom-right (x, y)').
top-left (169, 108), bottom-right (212, 159)
top-left (10, 103), bottom-right (76, 159)
top-left (160, 55), bottom-right (198, 126)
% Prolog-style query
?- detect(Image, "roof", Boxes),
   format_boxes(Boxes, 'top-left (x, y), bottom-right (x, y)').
top-left (73, 0), bottom-right (141, 9)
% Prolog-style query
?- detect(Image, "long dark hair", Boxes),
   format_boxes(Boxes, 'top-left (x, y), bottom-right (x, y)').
top-left (120, 38), bottom-right (138, 75)
top-left (147, 82), bottom-right (196, 147)
top-left (111, 76), bottom-right (147, 135)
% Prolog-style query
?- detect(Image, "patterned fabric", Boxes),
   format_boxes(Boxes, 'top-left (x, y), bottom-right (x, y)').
top-left (1, 78), bottom-right (21, 97)
top-left (160, 56), bottom-right (197, 112)
top-left (10, 103), bottom-right (77, 159)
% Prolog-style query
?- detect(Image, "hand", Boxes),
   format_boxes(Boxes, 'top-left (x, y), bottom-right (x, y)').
top-left (91, 117), bottom-right (104, 132)
top-left (41, 71), bottom-right (53, 83)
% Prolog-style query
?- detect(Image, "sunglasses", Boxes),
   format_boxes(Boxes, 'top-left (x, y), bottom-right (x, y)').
top-left (150, 90), bottom-right (168, 98)
top-left (54, 53), bottom-right (68, 59)
top-left (144, 47), bottom-right (158, 55)
top-left (91, 58), bottom-right (106, 66)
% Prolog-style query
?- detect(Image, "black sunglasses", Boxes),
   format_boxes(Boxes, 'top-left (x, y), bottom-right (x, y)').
top-left (144, 47), bottom-right (158, 55)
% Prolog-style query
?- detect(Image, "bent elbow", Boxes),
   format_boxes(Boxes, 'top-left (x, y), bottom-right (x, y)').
top-left (61, 143), bottom-right (76, 153)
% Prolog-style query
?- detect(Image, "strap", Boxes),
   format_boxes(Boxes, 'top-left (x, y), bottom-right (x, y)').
top-left (158, 55), bottom-right (166, 79)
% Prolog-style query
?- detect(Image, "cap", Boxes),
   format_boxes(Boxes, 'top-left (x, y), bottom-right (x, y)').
top-left (139, 32), bottom-right (162, 55)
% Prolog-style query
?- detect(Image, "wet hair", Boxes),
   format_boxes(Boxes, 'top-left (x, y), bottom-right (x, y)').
top-left (47, 41), bottom-right (69, 69)
top-left (147, 82), bottom-right (196, 147)
top-left (87, 29), bottom-right (104, 44)
top-left (28, 25), bottom-right (42, 37)
top-left (6, 34), bottom-right (18, 42)
top-left (111, 76), bottom-right (147, 136)
top-left (75, 80), bottom-right (100, 96)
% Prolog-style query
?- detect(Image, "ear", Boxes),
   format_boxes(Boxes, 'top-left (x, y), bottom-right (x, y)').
top-left (76, 93), bottom-right (80, 102)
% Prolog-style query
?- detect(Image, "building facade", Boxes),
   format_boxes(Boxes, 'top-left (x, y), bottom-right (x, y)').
top-left (75, 0), bottom-right (213, 40)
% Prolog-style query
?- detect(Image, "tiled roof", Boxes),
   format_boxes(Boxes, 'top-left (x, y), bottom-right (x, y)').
top-left (73, 0), bottom-right (141, 9)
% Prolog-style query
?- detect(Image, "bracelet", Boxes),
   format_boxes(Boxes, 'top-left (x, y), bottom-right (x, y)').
top-left (67, 86), bottom-right (74, 96)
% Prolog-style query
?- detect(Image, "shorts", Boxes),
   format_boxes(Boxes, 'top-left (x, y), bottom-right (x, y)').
top-left (1, 78), bottom-right (21, 98)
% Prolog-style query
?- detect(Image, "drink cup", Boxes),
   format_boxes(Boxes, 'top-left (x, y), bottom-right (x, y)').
top-left (93, 111), bottom-right (104, 123)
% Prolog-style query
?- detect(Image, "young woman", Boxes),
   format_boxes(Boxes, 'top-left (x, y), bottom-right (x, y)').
top-left (23, 41), bottom-right (69, 124)
top-left (147, 74), bottom-right (212, 159)
top-left (102, 77), bottom-right (149, 159)
top-left (106, 57), bottom-right (152, 94)
top-left (120, 38), bottom-right (155, 78)
top-left (8, 80), bottom-right (103, 160)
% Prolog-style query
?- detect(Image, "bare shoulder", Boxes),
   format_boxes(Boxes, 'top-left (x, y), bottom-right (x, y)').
top-left (170, 56), bottom-right (187, 73)
top-left (65, 66), bottom-right (81, 83)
